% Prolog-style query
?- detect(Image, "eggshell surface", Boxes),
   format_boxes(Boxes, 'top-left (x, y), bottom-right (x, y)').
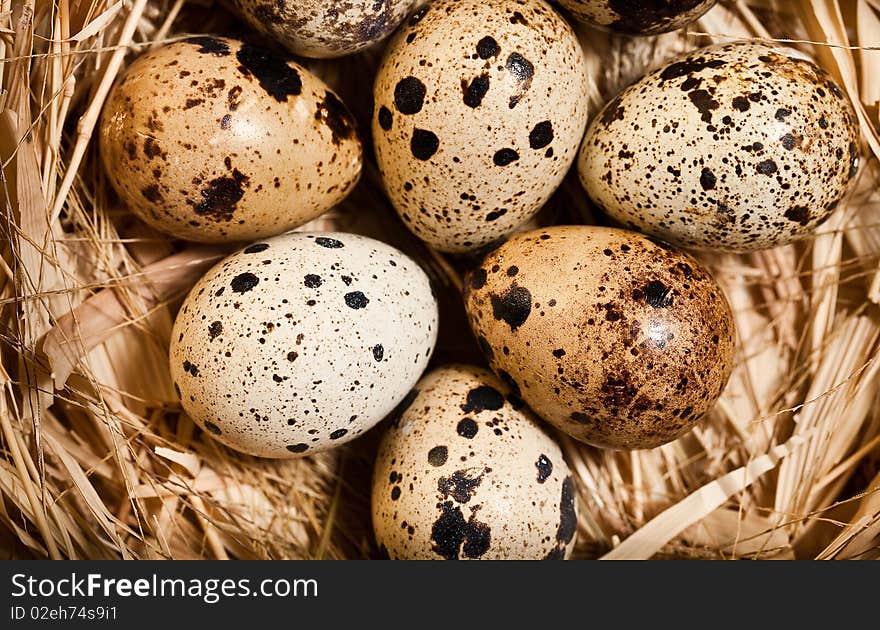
top-left (579, 42), bottom-right (861, 251)
top-left (372, 365), bottom-right (578, 560)
top-left (100, 37), bottom-right (362, 243)
top-left (555, 0), bottom-right (717, 34)
top-left (170, 232), bottom-right (438, 458)
top-left (373, 0), bottom-right (589, 253)
top-left (463, 226), bottom-right (736, 450)
top-left (233, 0), bottom-right (418, 58)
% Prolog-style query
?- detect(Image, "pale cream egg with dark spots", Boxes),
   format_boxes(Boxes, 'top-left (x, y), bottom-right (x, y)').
top-left (231, 0), bottom-right (419, 58)
top-left (98, 36), bottom-right (362, 244)
top-left (578, 41), bottom-right (862, 252)
top-left (372, 365), bottom-right (578, 560)
top-left (372, 0), bottom-right (590, 254)
top-left (463, 225), bottom-right (737, 451)
top-left (169, 232), bottom-right (439, 458)
top-left (553, 0), bottom-right (717, 35)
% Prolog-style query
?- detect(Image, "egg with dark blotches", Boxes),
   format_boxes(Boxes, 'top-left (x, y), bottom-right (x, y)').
top-left (373, 0), bottom-right (589, 254)
top-left (232, 0), bottom-right (418, 58)
top-left (554, 0), bottom-right (717, 35)
top-left (463, 226), bottom-right (736, 451)
top-left (579, 42), bottom-right (862, 252)
top-left (170, 232), bottom-right (438, 458)
top-left (99, 36), bottom-right (362, 243)
top-left (372, 365), bottom-right (578, 560)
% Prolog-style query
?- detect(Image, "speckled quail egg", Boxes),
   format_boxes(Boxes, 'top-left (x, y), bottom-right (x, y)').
top-left (169, 232), bottom-right (438, 458)
top-left (463, 226), bottom-right (736, 450)
top-left (555, 0), bottom-right (717, 35)
top-left (232, 0), bottom-right (418, 58)
top-left (579, 42), bottom-right (862, 252)
top-left (373, 0), bottom-right (589, 253)
top-left (372, 365), bottom-right (578, 560)
top-left (99, 36), bottom-right (362, 243)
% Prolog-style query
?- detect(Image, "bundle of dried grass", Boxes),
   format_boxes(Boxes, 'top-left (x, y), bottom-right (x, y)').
top-left (1, 0), bottom-right (879, 560)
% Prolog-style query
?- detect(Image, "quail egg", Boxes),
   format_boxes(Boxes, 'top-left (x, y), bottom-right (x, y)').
top-left (232, 0), bottom-right (418, 58)
top-left (373, 0), bottom-right (589, 253)
top-left (579, 42), bottom-right (861, 251)
top-left (170, 232), bottom-right (438, 458)
top-left (463, 225), bottom-right (736, 450)
top-left (372, 365), bottom-right (578, 559)
top-left (100, 36), bottom-right (362, 243)
top-left (555, 0), bottom-right (717, 35)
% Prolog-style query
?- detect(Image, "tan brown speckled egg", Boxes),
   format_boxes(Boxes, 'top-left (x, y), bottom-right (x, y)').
top-left (170, 232), bottom-right (438, 458)
top-left (554, 0), bottom-right (717, 35)
top-left (579, 42), bottom-right (862, 252)
top-left (99, 37), bottom-right (362, 243)
top-left (232, 0), bottom-right (418, 58)
top-left (372, 365), bottom-right (578, 560)
top-left (373, 0), bottom-right (589, 254)
top-left (463, 226), bottom-right (736, 450)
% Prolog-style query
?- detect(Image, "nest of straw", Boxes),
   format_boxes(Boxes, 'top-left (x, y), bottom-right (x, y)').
top-left (1, 0), bottom-right (879, 560)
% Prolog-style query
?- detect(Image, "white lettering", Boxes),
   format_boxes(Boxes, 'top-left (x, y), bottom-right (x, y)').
top-left (160, 578), bottom-right (185, 597)
top-left (293, 579), bottom-right (318, 598)
top-left (88, 573), bottom-right (102, 597)
top-left (116, 579), bottom-right (131, 597)
top-left (221, 579), bottom-right (237, 597)
top-left (71, 574), bottom-right (86, 597)
top-left (134, 579), bottom-right (150, 596)
top-left (10, 574), bottom-right (25, 597)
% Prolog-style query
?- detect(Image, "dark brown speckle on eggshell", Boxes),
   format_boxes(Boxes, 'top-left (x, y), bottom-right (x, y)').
top-left (372, 0), bottom-right (589, 253)
top-left (99, 37), bottom-right (362, 243)
top-left (170, 232), bottom-right (439, 458)
top-left (372, 365), bottom-right (578, 560)
top-left (578, 42), bottom-right (862, 252)
top-left (463, 225), bottom-right (737, 451)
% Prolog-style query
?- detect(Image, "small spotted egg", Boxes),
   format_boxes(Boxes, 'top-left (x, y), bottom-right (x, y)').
top-left (373, 0), bottom-right (589, 253)
top-left (99, 37), bottom-right (362, 243)
top-left (554, 0), bottom-right (717, 35)
top-left (169, 232), bottom-right (438, 458)
top-left (578, 42), bottom-right (862, 252)
top-left (372, 365), bottom-right (578, 560)
top-left (463, 226), bottom-right (736, 450)
top-left (232, 0), bottom-right (418, 58)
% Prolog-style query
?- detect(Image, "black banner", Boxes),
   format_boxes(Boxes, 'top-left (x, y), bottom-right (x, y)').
top-left (0, 560), bottom-right (869, 627)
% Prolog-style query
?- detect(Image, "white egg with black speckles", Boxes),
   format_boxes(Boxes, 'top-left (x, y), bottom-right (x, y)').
top-left (555, 0), bottom-right (717, 35)
top-left (170, 232), bottom-right (439, 458)
top-left (579, 42), bottom-right (862, 252)
top-left (232, 0), bottom-right (419, 58)
top-left (373, 0), bottom-right (589, 253)
top-left (372, 365), bottom-right (578, 560)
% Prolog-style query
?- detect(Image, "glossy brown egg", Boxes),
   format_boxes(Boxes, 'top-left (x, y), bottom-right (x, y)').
top-left (99, 36), bottom-right (362, 243)
top-left (372, 365), bottom-right (578, 560)
top-left (555, 0), bottom-right (717, 35)
top-left (463, 226), bottom-right (736, 450)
